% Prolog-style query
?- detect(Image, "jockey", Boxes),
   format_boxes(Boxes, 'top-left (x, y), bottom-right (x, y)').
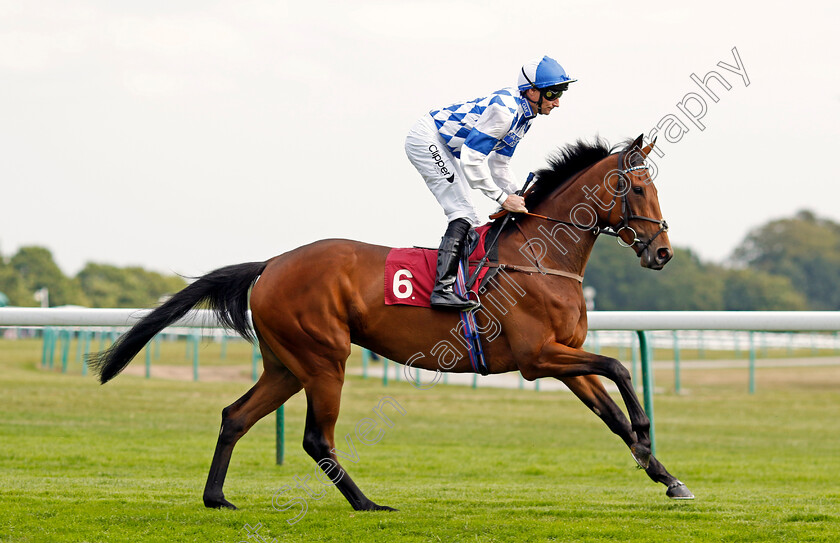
top-left (405, 55), bottom-right (576, 311)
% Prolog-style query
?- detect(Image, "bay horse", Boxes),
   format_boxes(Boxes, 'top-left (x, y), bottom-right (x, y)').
top-left (89, 134), bottom-right (694, 513)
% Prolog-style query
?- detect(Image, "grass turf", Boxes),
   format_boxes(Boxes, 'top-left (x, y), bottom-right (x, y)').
top-left (1, 338), bottom-right (838, 542)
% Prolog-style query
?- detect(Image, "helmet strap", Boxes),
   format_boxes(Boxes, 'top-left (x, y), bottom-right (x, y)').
top-left (521, 67), bottom-right (544, 113)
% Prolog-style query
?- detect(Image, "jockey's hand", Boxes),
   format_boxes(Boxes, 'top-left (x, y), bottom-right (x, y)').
top-left (501, 194), bottom-right (528, 213)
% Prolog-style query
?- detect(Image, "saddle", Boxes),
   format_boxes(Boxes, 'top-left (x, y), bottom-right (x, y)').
top-left (383, 223), bottom-right (501, 308)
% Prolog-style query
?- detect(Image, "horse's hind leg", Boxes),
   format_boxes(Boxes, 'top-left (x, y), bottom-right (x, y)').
top-left (203, 345), bottom-right (302, 509)
top-left (561, 375), bottom-right (693, 499)
top-left (301, 375), bottom-right (395, 512)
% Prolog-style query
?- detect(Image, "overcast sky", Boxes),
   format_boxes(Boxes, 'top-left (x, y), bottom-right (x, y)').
top-left (1, 1), bottom-right (838, 278)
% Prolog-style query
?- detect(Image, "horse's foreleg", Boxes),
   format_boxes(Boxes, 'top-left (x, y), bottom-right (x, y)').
top-left (561, 375), bottom-right (694, 499)
top-left (560, 375), bottom-right (634, 443)
top-left (301, 376), bottom-right (396, 512)
top-left (523, 343), bottom-right (653, 466)
top-left (203, 362), bottom-right (302, 509)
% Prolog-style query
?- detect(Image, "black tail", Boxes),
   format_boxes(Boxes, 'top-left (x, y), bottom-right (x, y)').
top-left (87, 261), bottom-right (268, 384)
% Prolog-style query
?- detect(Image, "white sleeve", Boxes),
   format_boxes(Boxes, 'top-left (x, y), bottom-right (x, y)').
top-left (487, 153), bottom-right (519, 196)
top-left (460, 103), bottom-right (516, 203)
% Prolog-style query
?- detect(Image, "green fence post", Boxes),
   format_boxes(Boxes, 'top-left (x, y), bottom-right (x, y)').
top-left (81, 330), bottom-right (91, 376)
top-left (276, 405), bottom-right (285, 465)
top-left (519, 373), bottom-right (524, 390)
top-left (48, 327), bottom-right (56, 369)
top-left (749, 331), bottom-right (756, 394)
top-left (636, 330), bottom-right (656, 457)
top-left (41, 328), bottom-right (49, 368)
top-left (145, 343), bottom-right (151, 379)
top-left (472, 374), bottom-right (478, 389)
top-left (361, 349), bottom-right (370, 379)
top-left (60, 329), bottom-right (70, 373)
top-left (672, 330), bottom-right (681, 395)
top-left (252, 342), bottom-right (261, 382)
top-left (382, 358), bottom-right (389, 387)
top-left (192, 333), bottom-right (200, 382)
top-left (535, 378), bottom-right (540, 392)
top-left (75, 329), bottom-right (83, 364)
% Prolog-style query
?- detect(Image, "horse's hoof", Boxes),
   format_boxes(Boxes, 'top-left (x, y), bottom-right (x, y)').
top-left (630, 444), bottom-right (651, 469)
top-left (666, 481), bottom-right (694, 500)
top-left (204, 496), bottom-right (237, 510)
top-left (358, 500), bottom-right (397, 512)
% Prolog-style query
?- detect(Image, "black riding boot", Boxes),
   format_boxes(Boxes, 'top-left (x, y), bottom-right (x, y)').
top-left (430, 219), bottom-right (480, 311)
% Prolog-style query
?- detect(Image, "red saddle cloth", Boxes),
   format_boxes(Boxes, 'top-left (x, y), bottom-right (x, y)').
top-left (384, 224), bottom-right (492, 307)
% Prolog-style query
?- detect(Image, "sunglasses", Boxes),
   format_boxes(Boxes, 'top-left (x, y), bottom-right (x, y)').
top-left (541, 86), bottom-right (566, 100)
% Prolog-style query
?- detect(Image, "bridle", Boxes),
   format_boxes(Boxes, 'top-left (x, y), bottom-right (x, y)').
top-left (603, 149), bottom-right (670, 256)
top-left (513, 150), bottom-right (669, 257)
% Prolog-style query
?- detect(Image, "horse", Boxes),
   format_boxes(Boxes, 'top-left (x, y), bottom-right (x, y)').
top-left (88, 133), bottom-right (694, 513)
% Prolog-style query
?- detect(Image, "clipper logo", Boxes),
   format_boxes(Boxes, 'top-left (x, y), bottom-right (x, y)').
top-left (429, 144), bottom-right (455, 183)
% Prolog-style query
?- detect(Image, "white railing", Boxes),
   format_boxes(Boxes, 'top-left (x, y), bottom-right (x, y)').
top-left (2, 307), bottom-right (838, 457)
top-left (0, 307), bottom-right (221, 328)
top-left (588, 311), bottom-right (840, 331)
top-left (3, 308), bottom-right (839, 331)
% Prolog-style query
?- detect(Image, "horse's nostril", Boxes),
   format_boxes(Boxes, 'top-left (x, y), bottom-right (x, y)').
top-left (657, 248), bottom-right (671, 261)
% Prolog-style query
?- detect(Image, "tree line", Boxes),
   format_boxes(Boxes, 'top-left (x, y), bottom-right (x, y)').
top-left (0, 247), bottom-right (186, 308)
top-left (1, 210), bottom-right (838, 310)
top-left (584, 210), bottom-right (840, 310)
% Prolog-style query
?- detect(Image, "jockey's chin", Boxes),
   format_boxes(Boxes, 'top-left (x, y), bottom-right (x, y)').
top-left (536, 100), bottom-right (560, 115)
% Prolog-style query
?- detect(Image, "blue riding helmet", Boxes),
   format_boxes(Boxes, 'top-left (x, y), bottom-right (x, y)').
top-left (517, 56), bottom-right (577, 91)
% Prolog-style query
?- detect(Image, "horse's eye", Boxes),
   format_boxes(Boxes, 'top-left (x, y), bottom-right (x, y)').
top-left (632, 186), bottom-right (644, 195)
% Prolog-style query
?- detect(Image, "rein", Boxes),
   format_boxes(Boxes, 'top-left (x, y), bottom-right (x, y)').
top-left (469, 261), bottom-right (583, 283)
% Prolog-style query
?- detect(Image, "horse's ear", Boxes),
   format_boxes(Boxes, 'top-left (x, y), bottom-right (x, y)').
top-left (640, 136), bottom-right (657, 159)
top-left (623, 133), bottom-right (646, 168)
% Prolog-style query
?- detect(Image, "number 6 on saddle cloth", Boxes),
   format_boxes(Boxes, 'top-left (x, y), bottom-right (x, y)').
top-left (383, 224), bottom-right (497, 374)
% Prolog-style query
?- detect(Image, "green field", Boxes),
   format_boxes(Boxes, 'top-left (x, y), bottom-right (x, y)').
top-left (1, 338), bottom-right (839, 542)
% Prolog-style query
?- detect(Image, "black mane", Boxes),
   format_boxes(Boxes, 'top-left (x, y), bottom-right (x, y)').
top-left (526, 138), bottom-right (623, 209)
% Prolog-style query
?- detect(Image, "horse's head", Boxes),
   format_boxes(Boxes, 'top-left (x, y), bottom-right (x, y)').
top-left (524, 135), bottom-right (672, 271)
top-left (591, 134), bottom-right (672, 270)
top-left (520, 136), bottom-right (673, 270)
